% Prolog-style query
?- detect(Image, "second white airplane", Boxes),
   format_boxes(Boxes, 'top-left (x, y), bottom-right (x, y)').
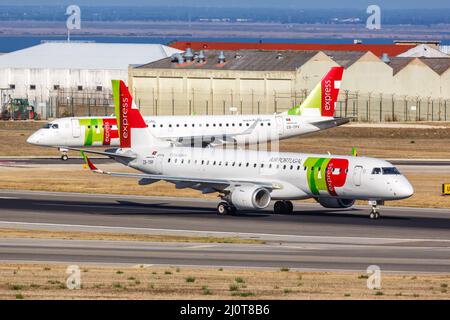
top-left (28, 67), bottom-right (348, 160)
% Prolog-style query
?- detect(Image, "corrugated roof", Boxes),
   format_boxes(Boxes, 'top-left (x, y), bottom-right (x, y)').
top-left (323, 51), bottom-right (367, 68)
top-left (169, 41), bottom-right (416, 58)
top-left (138, 50), bottom-right (320, 72)
top-left (388, 57), bottom-right (415, 75)
top-left (388, 57), bottom-right (450, 75)
top-left (0, 42), bottom-right (182, 70)
top-left (420, 58), bottom-right (450, 75)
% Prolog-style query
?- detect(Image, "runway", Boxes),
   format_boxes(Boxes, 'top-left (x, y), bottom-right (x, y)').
top-left (2, 157), bottom-right (450, 167)
top-left (0, 190), bottom-right (449, 273)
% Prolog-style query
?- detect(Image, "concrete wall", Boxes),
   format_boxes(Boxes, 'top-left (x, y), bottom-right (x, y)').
top-left (0, 67), bottom-right (126, 105)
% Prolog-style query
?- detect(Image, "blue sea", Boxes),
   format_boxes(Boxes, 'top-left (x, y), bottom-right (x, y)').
top-left (2, 36), bottom-right (448, 53)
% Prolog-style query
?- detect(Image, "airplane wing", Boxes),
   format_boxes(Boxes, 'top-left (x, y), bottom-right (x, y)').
top-left (160, 119), bottom-right (260, 147)
top-left (61, 147), bottom-right (136, 160)
top-left (310, 117), bottom-right (350, 129)
top-left (80, 151), bottom-right (277, 193)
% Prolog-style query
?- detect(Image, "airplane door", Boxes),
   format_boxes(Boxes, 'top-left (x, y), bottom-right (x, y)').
top-left (353, 166), bottom-right (363, 187)
top-left (72, 119), bottom-right (80, 138)
top-left (275, 116), bottom-right (284, 136)
top-left (155, 154), bottom-right (164, 174)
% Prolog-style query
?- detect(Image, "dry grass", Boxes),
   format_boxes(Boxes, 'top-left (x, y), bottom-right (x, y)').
top-left (0, 228), bottom-right (263, 245)
top-left (0, 164), bottom-right (448, 209)
top-left (0, 263), bottom-right (448, 299)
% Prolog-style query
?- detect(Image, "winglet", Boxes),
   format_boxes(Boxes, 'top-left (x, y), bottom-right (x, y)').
top-left (352, 147), bottom-right (358, 157)
top-left (80, 151), bottom-right (100, 172)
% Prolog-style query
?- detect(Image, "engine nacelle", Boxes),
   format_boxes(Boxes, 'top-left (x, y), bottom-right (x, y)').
top-left (316, 198), bottom-right (355, 209)
top-left (230, 186), bottom-right (271, 210)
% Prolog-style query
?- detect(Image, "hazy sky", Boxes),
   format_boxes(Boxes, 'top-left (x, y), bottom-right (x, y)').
top-left (3, 0), bottom-right (450, 9)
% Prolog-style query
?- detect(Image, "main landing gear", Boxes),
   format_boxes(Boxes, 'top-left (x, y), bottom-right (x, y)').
top-left (215, 200), bottom-right (294, 216)
top-left (273, 200), bottom-right (294, 215)
top-left (369, 200), bottom-right (381, 220)
top-left (217, 202), bottom-right (236, 215)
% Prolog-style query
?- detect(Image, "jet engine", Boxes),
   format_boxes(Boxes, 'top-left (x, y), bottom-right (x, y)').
top-left (230, 186), bottom-right (271, 210)
top-left (316, 198), bottom-right (355, 209)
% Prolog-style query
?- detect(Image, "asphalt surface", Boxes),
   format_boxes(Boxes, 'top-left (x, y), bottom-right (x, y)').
top-left (0, 190), bottom-right (449, 273)
top-left (1, 157), bottom-right (450, 166)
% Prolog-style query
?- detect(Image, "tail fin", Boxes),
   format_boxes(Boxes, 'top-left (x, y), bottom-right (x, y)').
top-left (111, 80), bottom-right (148, 149)
top-left (287, 66), bottom-right (344, 117)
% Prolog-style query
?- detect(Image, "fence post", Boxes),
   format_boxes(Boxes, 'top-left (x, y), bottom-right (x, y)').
top-left (391, 94), bottom-right (395, 122)
top-left (379, 94), bottom-right (383, 122)
top-left (432, 99), bottom-right (434, 121)
top-left (444, 100), bottom-right (447, 121)
top-left (344, 90), bottom-right (349, 117)
top-left (172, 88), bottom-right (175, 116)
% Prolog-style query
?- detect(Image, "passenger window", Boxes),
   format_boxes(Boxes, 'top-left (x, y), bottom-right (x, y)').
top-left (184, 124), bottom-right (188, 127)
top-left (52, 124), bottom-right (59, 129)
top-left (160, 124), bottom-right (163, 128)
top-left (239, 123), bottom-right (242, 126)
top-left (283, 165), bottom-right (287, 170)
top-left (153, 124), bottom-right (156, 128)
top-left (253, 163), bottom-right (257, 168)
top-left (168, 158), bottom-right (171, 163)
top-left (268, 123), bottom-right (271, 126)
top-left (261, 164), bottom-right (264, 168)
top-left (232, 123), bottom-right (235, 127)
top-left (260, 123), bottom-right (264, 126)
top-left (290, 165), bottom-right (293, 170)
top-left (246, 123), bottom-right (250, 126)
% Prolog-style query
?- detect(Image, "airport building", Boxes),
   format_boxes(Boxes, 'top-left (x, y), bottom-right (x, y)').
top-left (0, 42), bottom-right (181, 118)
top-left (130, 45), bottom-right (450, 122)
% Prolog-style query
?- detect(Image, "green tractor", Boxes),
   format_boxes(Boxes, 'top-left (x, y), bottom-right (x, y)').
top-left (9, 99), bottom-right (38, 120)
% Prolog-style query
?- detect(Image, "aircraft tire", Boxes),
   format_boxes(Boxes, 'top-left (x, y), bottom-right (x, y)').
top-left (217, 202), bottom-right (230, 215)
top-left (283, 201), bottom-right (294, 214)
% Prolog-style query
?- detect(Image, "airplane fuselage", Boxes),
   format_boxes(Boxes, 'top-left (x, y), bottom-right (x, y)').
top-left (27, 114), bottom-right (343, 148)
top-left (128, 145), bottom-right (413, 202)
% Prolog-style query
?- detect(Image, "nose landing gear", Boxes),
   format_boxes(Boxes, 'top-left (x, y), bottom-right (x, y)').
top-left (58, 148), bottom-right (69, 161)
top-left (369, 200), bottom-right (382, 220)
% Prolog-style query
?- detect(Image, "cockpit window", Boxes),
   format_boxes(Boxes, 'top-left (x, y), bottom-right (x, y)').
top-left (51, 124), bottom-right (59, 129)
top-left (382, 167), bottom-right (401, 175)
top-left (371, 168), bottom-right (381, 175)
top-left (42, 123), bottom-right (51, 129)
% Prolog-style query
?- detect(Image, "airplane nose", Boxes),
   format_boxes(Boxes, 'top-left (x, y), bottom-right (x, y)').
top-left (26, 134), bottom-right (37, 145)
top-left (395, 179), bottom-right (414, 199)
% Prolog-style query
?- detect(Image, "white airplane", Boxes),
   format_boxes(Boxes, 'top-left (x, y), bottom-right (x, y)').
top-left (72, 80), bottom-right (413, 219)
top-left (27, 67), bottom-right (348, 160)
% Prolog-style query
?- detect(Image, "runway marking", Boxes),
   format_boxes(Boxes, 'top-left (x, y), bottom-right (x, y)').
top-left (186, 244), bottom-right (218, 249)
top-left (1, 220), bottom-right (450, 244)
